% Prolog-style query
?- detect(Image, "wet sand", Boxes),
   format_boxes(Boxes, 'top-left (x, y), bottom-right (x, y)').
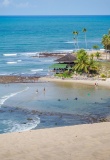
top-left (39, 77), bottom-right (110, 88)
top-left (0, 122), bottom-right (110, 160)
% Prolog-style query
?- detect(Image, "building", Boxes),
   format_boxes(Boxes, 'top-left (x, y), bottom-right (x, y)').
top-left (49, 54), bottom-right (76, 74)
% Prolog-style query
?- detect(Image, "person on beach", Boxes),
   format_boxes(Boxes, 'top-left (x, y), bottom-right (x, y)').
top-left (36, 89), bottom-right (38, 93)
top-left (44, 87), bottom-right (45, 92)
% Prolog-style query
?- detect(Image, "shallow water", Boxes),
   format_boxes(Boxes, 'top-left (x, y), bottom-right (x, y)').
top-left (0, 82), bottom-right (110, 133)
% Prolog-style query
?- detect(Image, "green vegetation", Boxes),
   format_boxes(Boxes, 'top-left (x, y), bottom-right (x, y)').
top-left (92, 45), bottom-right (99, 50)
top-left (99, 61), bottom-right (110, 78)
top-left (73, 49), bottom-right (99, 75)
top-left (95, 52), bottom-right (101, 60)
top-left (55, 70), bottom-right (72, 78)
top-left (102, 30), bottom-right (110, 50)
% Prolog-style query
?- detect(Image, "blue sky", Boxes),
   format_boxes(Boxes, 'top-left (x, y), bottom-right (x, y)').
top-left (0, 0), bottom-right (110, 15)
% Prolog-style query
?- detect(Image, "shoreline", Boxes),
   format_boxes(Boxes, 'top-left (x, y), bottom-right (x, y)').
top-left (39, 76), bottom-right (110, 88)
top-left (0, 122), bottom-right (110, 160)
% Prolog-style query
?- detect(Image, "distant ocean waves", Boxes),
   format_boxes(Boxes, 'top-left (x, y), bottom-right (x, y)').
top-left (0, 51), bottom-right (56, 76)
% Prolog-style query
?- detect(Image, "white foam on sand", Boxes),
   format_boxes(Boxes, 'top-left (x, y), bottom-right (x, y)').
top-left (0, 87), bottom-right (29, 107)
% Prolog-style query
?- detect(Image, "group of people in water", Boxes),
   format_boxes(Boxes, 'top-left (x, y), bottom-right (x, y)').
top-left (36, 87), bottom-right (45, 93)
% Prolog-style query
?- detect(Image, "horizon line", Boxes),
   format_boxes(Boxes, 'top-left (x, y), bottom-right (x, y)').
top-left (0, 14), bottom-right (110, 16)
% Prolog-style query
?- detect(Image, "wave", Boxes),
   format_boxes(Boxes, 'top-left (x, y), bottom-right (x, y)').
top-left (55, 49), bottom-right (73, 53)
top-left (17, 60), bottom-right (22, 62)
top-left (65, 41), bottom-right (73, 44)
top-left (21, 52), bottom-right (39, 56)
top-left (6, 61), bottom-right (17, 64)
top-left (3, 54), bottom-right (17, 57)
top-left (0, 87), bottom-right (29, 107)
top-left (31, 69), bottom-right (43, 72)
top-left (2, 116), bottom-right (40, 133)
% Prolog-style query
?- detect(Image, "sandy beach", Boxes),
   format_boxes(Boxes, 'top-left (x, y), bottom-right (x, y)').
top-left (39, 76), bottom-right (110, 88)
top-left (0, 122), bottom-right (110, 160)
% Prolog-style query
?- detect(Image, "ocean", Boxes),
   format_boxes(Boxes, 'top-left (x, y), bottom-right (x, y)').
top-left (0, 15), bottom-right (110, 76)
top-left (0, 15), bottom-right (110, 134)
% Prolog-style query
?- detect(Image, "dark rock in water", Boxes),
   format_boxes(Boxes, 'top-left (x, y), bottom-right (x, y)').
top-left (99, 118), bottom-right (107, 122)
top-left (27, 118), bottom-right (33, 121)
top-left (0, 110), bottom-right (5, 113)
top-left (58, 99), bottom-right (61, 101)
top-left (22, 122), bottom-right (27, 124)
top-left (55, 122), bottom-right (58, 125)
top-left (9, 110), bottom-right (14, 112)
top-left (74, 97), bottom-right (78, 100)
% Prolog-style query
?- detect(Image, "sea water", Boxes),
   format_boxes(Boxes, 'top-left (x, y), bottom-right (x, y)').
top-left (0, 16), bottom-right (110, 133)
top-left (0, 15), bottom-right (110, 76)
top-left (0, 82), bottom-right (110, 134)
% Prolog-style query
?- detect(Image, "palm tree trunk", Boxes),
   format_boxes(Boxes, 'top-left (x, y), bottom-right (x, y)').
top-left (77, 36), bottom-right (79, 49)
top-left (85, 34), bottom-right (87, 49)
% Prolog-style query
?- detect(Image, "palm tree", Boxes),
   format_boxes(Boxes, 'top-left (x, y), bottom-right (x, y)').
top-left (82, 28), bottom-right (87, 49)
top-left (74, 49), bottom-right (99, 74)
top-left (74, 49), bottom-right (89, 73)
top-left (95, 52), bottom-right (101, 60)
top-left (73, 37), bottom-right (77, 50)
top-left (102, 30), bottom-right (110, 60)
top-left (73, 31), bottom-right (79, 49)
top-left (92, 45), bottom-right (99, 50)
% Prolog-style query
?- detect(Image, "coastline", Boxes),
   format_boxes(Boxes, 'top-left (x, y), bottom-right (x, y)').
top-left (39, 76), bottom-right (110, 88)
top-left (0, 122), bottom-right (110, 160)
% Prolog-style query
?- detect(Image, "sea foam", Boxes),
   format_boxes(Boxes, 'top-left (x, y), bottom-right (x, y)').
top-left (6, 61), bottom-right (17, 64)
top-left (0, 87), bottom-right (29, 107)
top-left (3, 116), bottom-right (40, 133)
top-left (3, 54), bottom-right (17, 57)
top-left (31, 69), bottom-right (43, 72)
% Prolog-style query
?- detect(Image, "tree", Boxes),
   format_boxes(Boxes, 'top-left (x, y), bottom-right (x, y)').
top-left (102, 30), bottom-right (110, 59)
top-left (74, 49), bottom-right (89, 73)
top-left (95, 52), bottom-right (101, 60)
top-left (74, 49), bottom-right (99, 74)
top-left (82, 28), bottom-right (87, 49)
top-left (73, 31), bottom-right (79, 49)
top-left (92, 45), bottom-right (99, 50)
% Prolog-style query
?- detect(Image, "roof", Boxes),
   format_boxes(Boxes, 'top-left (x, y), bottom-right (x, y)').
top-left (49, 63), bottom-right (67, 69)
top-left (55, 54), bottom-right (76, 63)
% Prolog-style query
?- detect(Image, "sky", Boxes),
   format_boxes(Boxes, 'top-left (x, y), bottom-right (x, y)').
top-left (0, 0), bottom-right (110, 15)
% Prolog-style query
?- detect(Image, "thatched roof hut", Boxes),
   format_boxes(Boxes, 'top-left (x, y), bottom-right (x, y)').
top-left (55, 54), bottom-right (76, 63)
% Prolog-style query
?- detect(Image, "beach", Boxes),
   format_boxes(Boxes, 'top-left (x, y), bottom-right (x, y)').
top-left (39, 76), bottom-right (110, 88)
top-left (0, 15), bottom-right (110, 160)
top-left (0, 122), bottom-right (110, 160)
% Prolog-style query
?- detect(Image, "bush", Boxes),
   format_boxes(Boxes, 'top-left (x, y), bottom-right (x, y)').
top-left (100, 73), bottom-right (106, 78)
top-left (55, 71), bottom-right (72, 78)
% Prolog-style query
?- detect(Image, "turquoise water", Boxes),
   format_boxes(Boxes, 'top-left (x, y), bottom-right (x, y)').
top-left (0, 15), bottom-right (110, 76)
top-left (0, 16), bottom-right (110, 134)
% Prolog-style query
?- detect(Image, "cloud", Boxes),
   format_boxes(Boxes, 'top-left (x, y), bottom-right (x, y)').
top-left (2, 0), bottom-right (11, 6)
